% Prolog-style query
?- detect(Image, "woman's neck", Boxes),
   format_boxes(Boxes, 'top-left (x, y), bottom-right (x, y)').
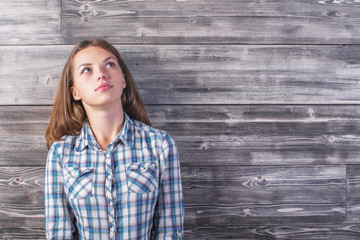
top-left (85, 103), bottom-right (125, 151)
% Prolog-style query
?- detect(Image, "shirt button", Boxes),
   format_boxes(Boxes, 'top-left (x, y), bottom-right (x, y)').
top-left (110, 227), bottom-right (116, 238)
top-left (109, 201), bottom-right (113, 207)
top-left (107, 175), bottom-right (112, 180)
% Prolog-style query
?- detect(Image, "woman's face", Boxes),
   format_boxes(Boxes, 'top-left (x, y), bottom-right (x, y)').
top-left (71, 46), bottom-right (126, 109)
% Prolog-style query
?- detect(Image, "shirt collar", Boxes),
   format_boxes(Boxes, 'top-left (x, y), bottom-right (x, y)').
top-left (75, 112), bottom-right (133, 151)
top-left (118, 112), bottom-right (133, 149)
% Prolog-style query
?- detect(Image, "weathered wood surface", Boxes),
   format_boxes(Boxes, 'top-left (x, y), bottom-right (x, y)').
top-left (0, 0), bottom-right (61, 45)
top-left (0, 166), bottom-right (345, 213)
top-left (1, 1), bottom-right (360, 239)
top-left (1, 0), bottom-right (359, 46)
top-left (1, 45), bottom-right (360, 105)
top-left (184, 225), bottom-right (360, 240)
top-left (0, 219), bottom-right (44, 240)
top-left (0, 165), bottom-right (356, 239)
top-left (183, 165), bottom-right (345, 205)
top-left (2, 224), bottom-right (360, 240)
top-left (62, 0), bottom-right (360, 44)
top-left (0, 167), bottom-right (44, 206)
top-left (0, 167), bottom-right (45, 239)
top-left (1, 105), bottom-right (360, 167)
top-left (347, 165), bottom-right (360, 224)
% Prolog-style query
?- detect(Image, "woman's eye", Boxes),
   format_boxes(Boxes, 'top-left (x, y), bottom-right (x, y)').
top-left (81, 67), bottom-right (91, 74)
top-left (107, 62), bottom-right (116, 68)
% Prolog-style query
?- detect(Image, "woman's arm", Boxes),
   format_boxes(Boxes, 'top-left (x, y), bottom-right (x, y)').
top-left (45, 144), bottom-right (77, 240)
top-left (152, 134), bottom-right (184, 240)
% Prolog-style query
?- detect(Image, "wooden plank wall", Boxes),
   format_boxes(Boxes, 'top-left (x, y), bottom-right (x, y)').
top-left (1, 0), bottom-right (360, 239)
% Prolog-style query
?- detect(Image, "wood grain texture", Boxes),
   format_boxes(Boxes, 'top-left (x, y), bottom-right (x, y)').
top-left (0, 167), bottom-right (45, 239)
top-left (182, 165), bottom-right (345, 205)
top-left (1, 1), bottom-right (360, 239)
top-left (1, 45), bottom-right (360, 105)
top-left (0, 0), bottom-right (61, 45)
top-left (2, 223), bottom-right (360, 240)
top-left (184, 224), bottom-right (360, 240)
top-left (347, 165), bottom-right (360, 223)
top-left (0, 167), bottom-right (44, 207)
top-left (185, 203), bottom-right (345, 226)
top-left (0, 218), bottom-right (45, 240)
top-left (1, 105), bottom-right (360, 167)
top-left (62, 0), bottom-right (360, 44)
top-left (0, 165), bottom-right (349, 238)
top-left (0, 46), bottom-right (70, 105)
top-left (2, 224), bottom-right (360, 240)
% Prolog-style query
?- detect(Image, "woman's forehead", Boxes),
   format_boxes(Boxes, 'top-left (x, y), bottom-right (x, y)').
top-left (73, 46), bottom-right (116, 68)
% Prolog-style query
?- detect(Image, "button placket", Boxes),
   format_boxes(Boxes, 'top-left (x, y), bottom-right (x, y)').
top-left (110, 227), bottom-right (116, 238)
top-left (105, 151), bottom-right (116, 238)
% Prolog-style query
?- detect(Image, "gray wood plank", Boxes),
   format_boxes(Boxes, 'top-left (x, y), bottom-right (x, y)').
top-left (0, 46), bottom-right (69, 105)
top-left (0, 0), bottom-right (61, 45)
top-left (0, 167), bottom-right (45, 239)
top-left (1, 105), bottom-right (360, 166)
top-left (0, 167), bottom-right (44, 206)
top-left (1, 164), bottom-right (345, 210)
top-left (0, 218), bottom-right (45, 240)
top-left (1, 45), bottom-right (360, 105)
top-left (1, 223), bottom-right (360, 240)
top-left (347, 165), bottom-right (360, 223)
top-left (0, 166), bottom-right (348, 238)
top-left (62, 0), bottom-right (360, 44)
top-left (182, 165), bottom-right (345, 205)
top-left (184, 225), bottom-right (360, 240)
top-left (3, 104), bottom-right (360, 123)
top-left (185, 203), bottom-right (345, 226)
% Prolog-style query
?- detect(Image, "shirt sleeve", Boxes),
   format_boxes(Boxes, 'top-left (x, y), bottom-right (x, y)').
top-left (45, 143), bottom-right (77, 240)
top-left (152, 134), bottom-right (184, 240)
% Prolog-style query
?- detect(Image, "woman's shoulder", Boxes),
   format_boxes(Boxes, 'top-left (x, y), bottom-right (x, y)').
top-left (129, 119), bottom-right (177, 157)
top-left (129, 117), bottom-right (176, 146)
top-left (48, 134), bottom-right (80, 154)
top-left (130, 118), bottom-right (168, 137)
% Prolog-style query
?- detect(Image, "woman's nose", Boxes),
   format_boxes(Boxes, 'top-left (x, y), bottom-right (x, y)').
top-left (97, 69), bottom-right (107, 80)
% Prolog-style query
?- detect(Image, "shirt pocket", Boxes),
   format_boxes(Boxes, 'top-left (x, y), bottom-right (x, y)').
top-left (126, 160), bottom-right (158, 194)
top-left (63, 167), bottom-right (94, 199)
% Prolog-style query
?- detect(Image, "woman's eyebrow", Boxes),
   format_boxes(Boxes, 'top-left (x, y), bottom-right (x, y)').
top-left (78, 63), bottom-right (91, 70)
top-left (103, 56), bottom-right (116, 63)
top-left (77, 57), bottom-right (116, 70)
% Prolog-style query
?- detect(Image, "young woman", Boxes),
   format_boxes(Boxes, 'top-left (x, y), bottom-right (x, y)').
top-left (45, 38), bottom-right (184, 240)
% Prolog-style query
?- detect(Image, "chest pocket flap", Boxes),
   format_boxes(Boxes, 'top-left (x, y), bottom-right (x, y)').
top-left (63, 167), bottom-right (94, 199)
top-left (126, 160), bottom-right (158, 194)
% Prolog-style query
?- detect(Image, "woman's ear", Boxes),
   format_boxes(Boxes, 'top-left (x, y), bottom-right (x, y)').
top-left (122, 78), bottom-right (126, 89)
top-left (71, 87), bottom-right (82, 101)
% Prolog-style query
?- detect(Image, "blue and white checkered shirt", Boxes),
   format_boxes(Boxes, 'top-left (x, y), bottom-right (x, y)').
top-left (45, 113), bottom-right (184, 239)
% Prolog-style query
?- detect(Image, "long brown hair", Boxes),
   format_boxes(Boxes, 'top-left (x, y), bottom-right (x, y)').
top-left (45, 38), bottom-right (151, 149)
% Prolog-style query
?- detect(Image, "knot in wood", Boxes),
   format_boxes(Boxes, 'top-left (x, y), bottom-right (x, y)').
top-left (29, 192), bottom-right (35, 199)
top-left (11, 177), bottom-right (22, 186)
top-left (79, 2), bottom-right (97, 22)
top-left (243, 209), bottom-right (253, 217)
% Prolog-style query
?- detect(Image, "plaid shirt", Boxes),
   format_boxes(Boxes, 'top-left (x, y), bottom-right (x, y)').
top-left (45, 113), bottom-right (184, 240)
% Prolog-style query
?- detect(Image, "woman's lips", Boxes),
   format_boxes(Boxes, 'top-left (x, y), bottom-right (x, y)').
top-left (95, 83), bottom-right (113, 92)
